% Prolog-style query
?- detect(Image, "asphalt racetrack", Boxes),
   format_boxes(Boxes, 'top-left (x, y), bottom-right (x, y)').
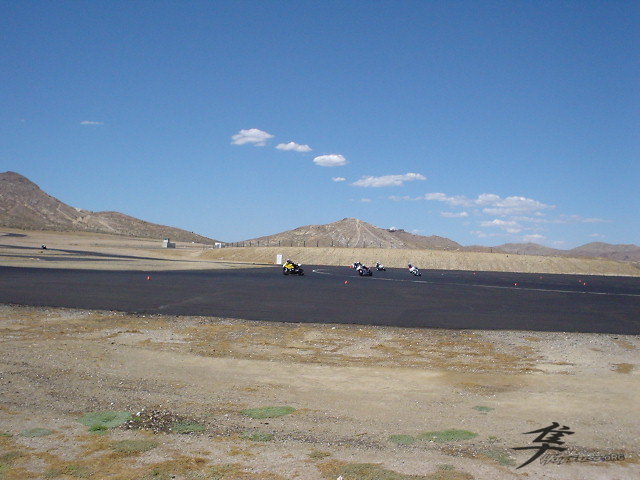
top-left (1, 265), bottom-right (639, 334)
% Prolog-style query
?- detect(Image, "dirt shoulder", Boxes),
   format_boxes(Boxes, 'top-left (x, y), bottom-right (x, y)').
top-left (2, 229), bottom-right (639, 276)
top-left (0, 229), bottom-right (255, 271)
top-left (202, 246), bottom-right (640, 277)
top-left (1, 305), bottom-right (638, 479)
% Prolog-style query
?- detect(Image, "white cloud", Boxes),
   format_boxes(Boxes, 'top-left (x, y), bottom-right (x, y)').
top-left (80, 121), bottom-right (104, 126)
top-left (589, 233), bottom-right (606, 238)
top-left (352, 173), bottom-right (426, 188)
top-left (276, 141), bottom-right (312, 152)
top-left (231, 128), bottom-right (274, 146)
top-left (360, 198), bottom-right (372, 203)
top-left (332, 177), bottom-right (346, 182)
top-left (313, 154), bottom-right (347, 167)
top-left (480, 219), bottom-right (523, 234)
top-left (441, 211), bottom-right (469, 218)
top-left (481, 196), bottom-right (553, 216)
top-left (421, 192), bottom-right (473, 206)
top-left (558, 214), bottom-right (607, 224)
top-left (389, 195), bottom-right (413, 201)
top-left (522, 234), bottom-right (546, 242)
top-left (471, 230), bottom-right (501, 239)
top-left (421, 192), bottom-right (554, 216)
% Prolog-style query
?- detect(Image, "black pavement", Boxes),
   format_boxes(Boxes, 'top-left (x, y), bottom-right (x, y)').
top-left (0, 266), bottom-right (638, 334)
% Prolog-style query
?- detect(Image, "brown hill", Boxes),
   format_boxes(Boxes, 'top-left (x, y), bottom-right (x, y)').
top-left (0, 171), bottom-right (216, 243)
top-left (492, 243), bottom-right (566, 256)
top-left (243, 217), bottom-right (463, 249)
top-left (567, 242), bottom-right (640, 263)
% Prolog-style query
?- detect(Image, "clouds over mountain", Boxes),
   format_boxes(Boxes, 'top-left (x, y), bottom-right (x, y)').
top-left (352, 173), bottom-right (426, 188)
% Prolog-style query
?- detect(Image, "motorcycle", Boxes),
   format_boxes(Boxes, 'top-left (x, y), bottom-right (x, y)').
top-left (408, 265), bottom-right (421, 276)
top-left (357, 265), bottom-right (373, 276)
top-left (283, 263), bottom-right (304, 276)
top-left (375, 262), bottom-right (386, 271)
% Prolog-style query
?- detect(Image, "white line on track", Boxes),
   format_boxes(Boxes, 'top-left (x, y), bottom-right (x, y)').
top-left (311, 269), bottom-right (640, 298)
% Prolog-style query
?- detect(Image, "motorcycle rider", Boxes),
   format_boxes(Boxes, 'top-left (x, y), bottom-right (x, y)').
top-left (284, 258), bottom-right (298, 270)
top-left (408, 264), bottom-right (420, 275)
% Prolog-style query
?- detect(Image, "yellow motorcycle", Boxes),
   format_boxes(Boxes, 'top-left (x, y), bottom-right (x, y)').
top-left (283, 262), bottom-right (304, 276)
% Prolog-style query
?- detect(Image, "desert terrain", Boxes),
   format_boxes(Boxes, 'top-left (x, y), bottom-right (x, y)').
top-left (0, 229), bottom-right (639, 479)
top-left (1, 228), bottom-right (638, 276)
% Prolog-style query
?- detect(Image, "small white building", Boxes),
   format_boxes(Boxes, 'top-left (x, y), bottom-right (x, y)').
top-left (162, 238), bottom-right (176, 248)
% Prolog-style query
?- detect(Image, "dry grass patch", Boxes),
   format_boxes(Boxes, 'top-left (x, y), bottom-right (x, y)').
top-left (318, 461), bottom-right (474, 480)
top-left (612, 363), bottom-right (634, 374)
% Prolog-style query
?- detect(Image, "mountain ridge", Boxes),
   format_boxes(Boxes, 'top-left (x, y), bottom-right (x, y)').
top-left (0, 171), bottom-right (217, 243)
top-left (2, 171), bottom-right (638, 262)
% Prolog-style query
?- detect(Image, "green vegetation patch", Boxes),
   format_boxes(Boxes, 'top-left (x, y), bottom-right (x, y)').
top-left (88, 424), bottom-right (108, 434)
top-left (78, 411), bottom-right (131, 429)
top-left (472, 406), bottom-right (494, 413)
top-left (0, 452), bottom-right (22, 465)
top-left (240, 406), bottom-right (296, 419)
top-left (0, 451), bottom-right (23, 479)
top-left (319, 462), bottom-right (474, 480)
top-left (44, 464), bottom-right (92, 478)
top-left (110, 439), bottom-right (158, 454)
top-left (207, 463), bottom-right (242, 480)
top-left (417, 429), bottom-right (478, 443)
top-left (389, 434), bottom-right (417, 445)
top-left (19, 427), bottom-right (53, 437)
top-left (240, 431), bottom-right (274, 442)
top-left (481, 449), bottom-right (516, 466)
top-left (308, 450), bottom-right (331, 460)
top-left (170, 421), bottom-right (206, 434)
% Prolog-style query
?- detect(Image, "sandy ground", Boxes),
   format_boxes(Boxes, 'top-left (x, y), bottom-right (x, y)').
top-left (2, 229), bottom-right (639, 276)
top-left (1, 305), bottom-right (638, 480)
top-left (0, 229), bottom-right (247, 271)
top-left (202, 247), bottom-right (640, 277)
top-left (1, 229), bottom-right (639, 479)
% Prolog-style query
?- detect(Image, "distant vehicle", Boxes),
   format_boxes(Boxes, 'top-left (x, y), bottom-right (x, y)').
top-left (283, 260), bottom-right (304, 276)
top-left (358, 265), bottom-right (373, 276)
top-left (408, 264), bottom-right (421, 276)
top-left (375, 262), bottom-right (386, 271)
top-left (351, 262), bottom-right (373, 276)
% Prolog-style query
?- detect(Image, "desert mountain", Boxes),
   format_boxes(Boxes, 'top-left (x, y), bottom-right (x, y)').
top-left (492, 243), bottom-right (566, 256)
top-left (567, 242), bottom-right (640, 263)
top-left (243, 217), bottom-right (463, 249)
top-left (0, 171), bottom-right (216, 243)
top-left (242, 217), bottom-right (639, 263)
top-left (493, 242), bottom-right (640, 262)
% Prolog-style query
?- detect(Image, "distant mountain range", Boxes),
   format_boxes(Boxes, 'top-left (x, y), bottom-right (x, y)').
top-left (244, 218), bottom-right (640, 263)
top-left (2, 171), bottom-right (638, 262)
top-left (243, 217), bottom-right (462, 250)
top-left (0, 171), bottom-right (216, 243)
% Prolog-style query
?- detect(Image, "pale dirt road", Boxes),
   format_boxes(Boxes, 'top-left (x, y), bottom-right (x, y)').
top-left (0, 305), bottom-right (638, 480)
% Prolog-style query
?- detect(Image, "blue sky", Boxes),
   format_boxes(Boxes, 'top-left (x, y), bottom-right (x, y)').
top-left (2, 1), bottom-right (638, 247)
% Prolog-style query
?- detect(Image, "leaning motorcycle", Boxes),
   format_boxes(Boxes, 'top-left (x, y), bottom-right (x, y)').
top-left (283, 263), bottom-right (304, 276)
top-left (358, 265), bottom-right (373, 276)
